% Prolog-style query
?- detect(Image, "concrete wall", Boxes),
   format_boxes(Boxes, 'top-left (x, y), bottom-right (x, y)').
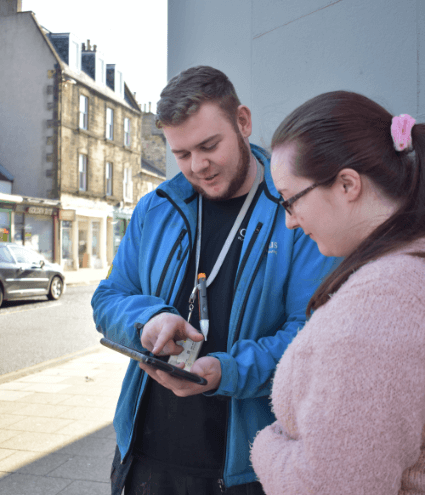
top-left (166, 0), bottom-right (425, 178)
top-left (0, 12), bottom-right (57, 197)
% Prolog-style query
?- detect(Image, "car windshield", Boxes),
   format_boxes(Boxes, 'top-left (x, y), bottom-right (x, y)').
top-left (0, 245), bottom-right (14, 263)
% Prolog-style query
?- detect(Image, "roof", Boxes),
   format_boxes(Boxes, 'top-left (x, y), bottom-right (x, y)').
top-left (0, 163), bottom-right (14, 182)
top-left (141, 158), bottom-right (166, 179)
top-left (29, 13), bottom-right (141, 113)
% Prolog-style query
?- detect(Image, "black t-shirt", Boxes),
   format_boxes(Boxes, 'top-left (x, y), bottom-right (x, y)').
top-left (134, 185), bottom-right (263, 477)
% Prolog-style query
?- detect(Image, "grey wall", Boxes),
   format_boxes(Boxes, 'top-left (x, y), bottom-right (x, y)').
top-left (166, 0), bottom-right (425, 178)
top-left (0, 12), bottom-right (57, 197)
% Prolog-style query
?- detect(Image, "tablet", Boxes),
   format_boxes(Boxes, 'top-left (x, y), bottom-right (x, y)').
top-left (100, 338), bottom-right (208, 385)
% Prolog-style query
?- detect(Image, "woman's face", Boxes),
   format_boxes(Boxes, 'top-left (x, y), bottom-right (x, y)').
top-left (271, 144), bottom-right (360, 258)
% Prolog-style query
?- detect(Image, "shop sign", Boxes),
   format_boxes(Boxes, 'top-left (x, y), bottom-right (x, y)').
top-left (1, 228), bottom-right (10, 234)
top-left (59, 209), bottom-right (76, 221)
top-left (27, 206), bottom-right (54, 216)
top-left (0, 203), bottom-right (13, 210)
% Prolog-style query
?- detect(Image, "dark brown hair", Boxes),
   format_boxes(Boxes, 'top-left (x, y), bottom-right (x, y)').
top-left (272, 90), bottom-right (425, 316)
top-left (155, 66), bottom-right (241, 129)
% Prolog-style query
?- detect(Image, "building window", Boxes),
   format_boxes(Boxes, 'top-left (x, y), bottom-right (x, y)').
top-left (106, 162), bottom-right (113, 196)
top-left (79, 154), bottom-right (87, 191)
top-left (106, 107), bottom-right (114, 140)
top-left (123, 168), bottom-right (133, 202)
top-left (79, 95), bottom-right (88, 130)
top-left (124, 118), bottom-right (131, 146)
top-left (61, 221), bottom-right (72, 260)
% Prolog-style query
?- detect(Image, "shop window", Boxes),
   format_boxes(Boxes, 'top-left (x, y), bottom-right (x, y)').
top-left (124, 117), bottom-right (131, 146)
top-left (106, 107), bottom-right (114, 140)
top-left (113, 218), bottom-right (127, 256)
top-left (78, 220), bottom-right (88, 268)
top-left (106, 162), bottom-right (113, 196)
top-left (92, 221), bottom-right (101, 268)
top-left (62, 221), bottom-right (72, 260)
top-left (123, 168), bottom-right (133, 202)
top-left (0, 209), bottom-right (11, 242)
top-left (79, 95), bottom-right (88, 130)
top-left (79, 154), bottom-right (87, 191)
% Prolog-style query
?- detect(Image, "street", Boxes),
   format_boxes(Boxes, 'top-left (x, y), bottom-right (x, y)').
top-left (0, 284), bottom-right (102, 375)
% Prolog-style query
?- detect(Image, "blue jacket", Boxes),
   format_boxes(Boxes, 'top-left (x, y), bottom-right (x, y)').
top-left (92, 144), bottom-right (339, 490)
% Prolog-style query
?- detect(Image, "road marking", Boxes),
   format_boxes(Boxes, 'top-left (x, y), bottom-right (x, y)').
top-left (0, 302), bottom-right (62, 316)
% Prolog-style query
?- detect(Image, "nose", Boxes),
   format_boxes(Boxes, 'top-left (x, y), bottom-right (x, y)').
top-left (191, 152), bottom-right (209, 174)
top-left (285, 211), bottom-right (299, 230)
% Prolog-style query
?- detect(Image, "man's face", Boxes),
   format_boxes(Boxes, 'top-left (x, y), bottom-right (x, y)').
top-left (163, 102), bottom-right (252, 201)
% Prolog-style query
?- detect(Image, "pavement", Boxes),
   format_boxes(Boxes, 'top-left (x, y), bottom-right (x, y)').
top-left (63, 267), bottom-right (110, 287)
top-left (0, 265), bottom-right (129, 494)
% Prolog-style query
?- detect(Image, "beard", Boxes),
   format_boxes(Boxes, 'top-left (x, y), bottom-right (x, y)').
top-left (190, 131), bottom-right (251, 201)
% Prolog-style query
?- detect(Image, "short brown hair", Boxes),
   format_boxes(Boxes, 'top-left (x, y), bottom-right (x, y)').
top-left (155, 66), bottom-right (241, 129)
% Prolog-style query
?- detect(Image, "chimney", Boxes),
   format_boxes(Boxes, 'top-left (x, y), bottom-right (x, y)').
top-left (0, 0), bottom-right (22, 16)
top-left (93, 44), bottom-right (97, 52)
top-left (144, 104), bottom-right (146, 112)
top-left (87, 39), bottom-right (91, 51)
top-left (82, 42), bottom-right (86, 51)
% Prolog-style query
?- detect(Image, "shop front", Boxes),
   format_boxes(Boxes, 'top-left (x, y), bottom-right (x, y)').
top-left (13, 204), bottom-right (59, 262)
top-left (0, 203), bottom-right (13, 242)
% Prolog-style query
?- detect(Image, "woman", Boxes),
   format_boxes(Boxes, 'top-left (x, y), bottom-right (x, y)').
top-left (251, 91), bottom-right (425, 494)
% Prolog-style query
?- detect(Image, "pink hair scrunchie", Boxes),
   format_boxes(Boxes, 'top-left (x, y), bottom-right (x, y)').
top-left (391, 114), bottom-right (416, 152)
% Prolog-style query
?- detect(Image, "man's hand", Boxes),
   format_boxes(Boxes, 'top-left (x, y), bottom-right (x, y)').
top-left (141, 313), bottom-right (203, 356)
top-left (138, 356), bottom-right (222, 397)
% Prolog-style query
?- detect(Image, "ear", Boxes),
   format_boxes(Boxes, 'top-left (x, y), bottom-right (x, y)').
top-left (236, 105), bottom-right (252, 138)
top-left (335, 168), bottom-right (362, 202)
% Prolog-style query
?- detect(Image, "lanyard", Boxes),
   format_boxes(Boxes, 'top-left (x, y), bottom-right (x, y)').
top-left (188, 159), bottom-right (264, 338)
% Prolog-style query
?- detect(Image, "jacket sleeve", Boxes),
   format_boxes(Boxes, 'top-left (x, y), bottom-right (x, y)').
top-left (251, 268), bottom-right (425, 495)
top-left (91, 196), bottom-right (179, 351)
top-left (207, 229), bottom-right (340, 400)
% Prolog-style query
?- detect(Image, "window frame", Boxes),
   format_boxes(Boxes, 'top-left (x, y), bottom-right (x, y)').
top-left (106, 162), bottom-right (113, 196)
top-left (79, 94), bottom-right (88, 130)
top-left (124, 117), bottom-right (131, 147)
top-left (106, 107), bottom-right (114, 140)
top-left (79, 153), bottom-right (88, 191)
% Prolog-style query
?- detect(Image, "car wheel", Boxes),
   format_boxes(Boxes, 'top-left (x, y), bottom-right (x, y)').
top-left (48, 276), bottom-right (63, 300)
top-left (0, 286), bottom-right (3, 308)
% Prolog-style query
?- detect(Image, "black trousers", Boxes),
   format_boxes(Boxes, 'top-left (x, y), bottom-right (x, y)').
top-left (124, 456), bottom-right (266, 495)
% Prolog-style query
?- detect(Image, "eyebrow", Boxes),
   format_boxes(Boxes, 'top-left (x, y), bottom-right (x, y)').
top-left (171, 134), bottom-right (221, 154)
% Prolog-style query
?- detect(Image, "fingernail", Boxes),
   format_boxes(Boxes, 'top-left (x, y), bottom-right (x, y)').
top-left (152, 347), bottom-right (158, 354)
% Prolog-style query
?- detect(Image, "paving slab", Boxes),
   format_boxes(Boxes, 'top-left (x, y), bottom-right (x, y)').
top-left (0, 346), bottom-right (128, 494)
top-left (47, 454), bottom-right (113, 483)
top-left (0, 472), bottom-right (72, 495)
top-left (56, 479), bottom-right (111, 495)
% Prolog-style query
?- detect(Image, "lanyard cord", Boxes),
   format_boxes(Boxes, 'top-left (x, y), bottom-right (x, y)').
top-left (194, 158), bottom-right (264, 289)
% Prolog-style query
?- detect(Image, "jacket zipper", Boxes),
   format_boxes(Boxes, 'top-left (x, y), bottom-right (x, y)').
top-left (232, 209), bottom-right (278, 347)
top-left (122, 194), bottom-right (194, 465)
top-left (167, 245), bottom-right (189, 304)
top-left (155, 229), bottom-right (187, 298)
top-left (233, 222), bottom-right (263, 296)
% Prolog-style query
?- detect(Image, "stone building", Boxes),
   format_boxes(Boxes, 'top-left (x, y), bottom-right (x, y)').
top-left (0, 1), bottom-right (143, 269)
top-left (136, 110), bottom-right (166, 201)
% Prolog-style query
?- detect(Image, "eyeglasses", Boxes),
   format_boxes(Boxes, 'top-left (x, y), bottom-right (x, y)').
top-left (279, 181), bottom-right (326, 215)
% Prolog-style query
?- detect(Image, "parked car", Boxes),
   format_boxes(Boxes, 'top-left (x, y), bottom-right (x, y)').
top-left (0, 243), bottom-right (66, 308)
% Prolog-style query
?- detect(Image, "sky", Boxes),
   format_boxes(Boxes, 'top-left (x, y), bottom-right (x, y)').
top-left (22, 0), bottom-right (168, 113)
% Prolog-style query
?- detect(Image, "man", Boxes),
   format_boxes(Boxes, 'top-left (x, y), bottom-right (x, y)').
top-left (92, 66), bottom-right (338, 495)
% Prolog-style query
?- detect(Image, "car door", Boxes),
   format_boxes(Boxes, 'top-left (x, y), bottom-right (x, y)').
top-left (0, 245), bottom-right (18, 297)
top-left (7, 245), bottom-right (50, 294)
